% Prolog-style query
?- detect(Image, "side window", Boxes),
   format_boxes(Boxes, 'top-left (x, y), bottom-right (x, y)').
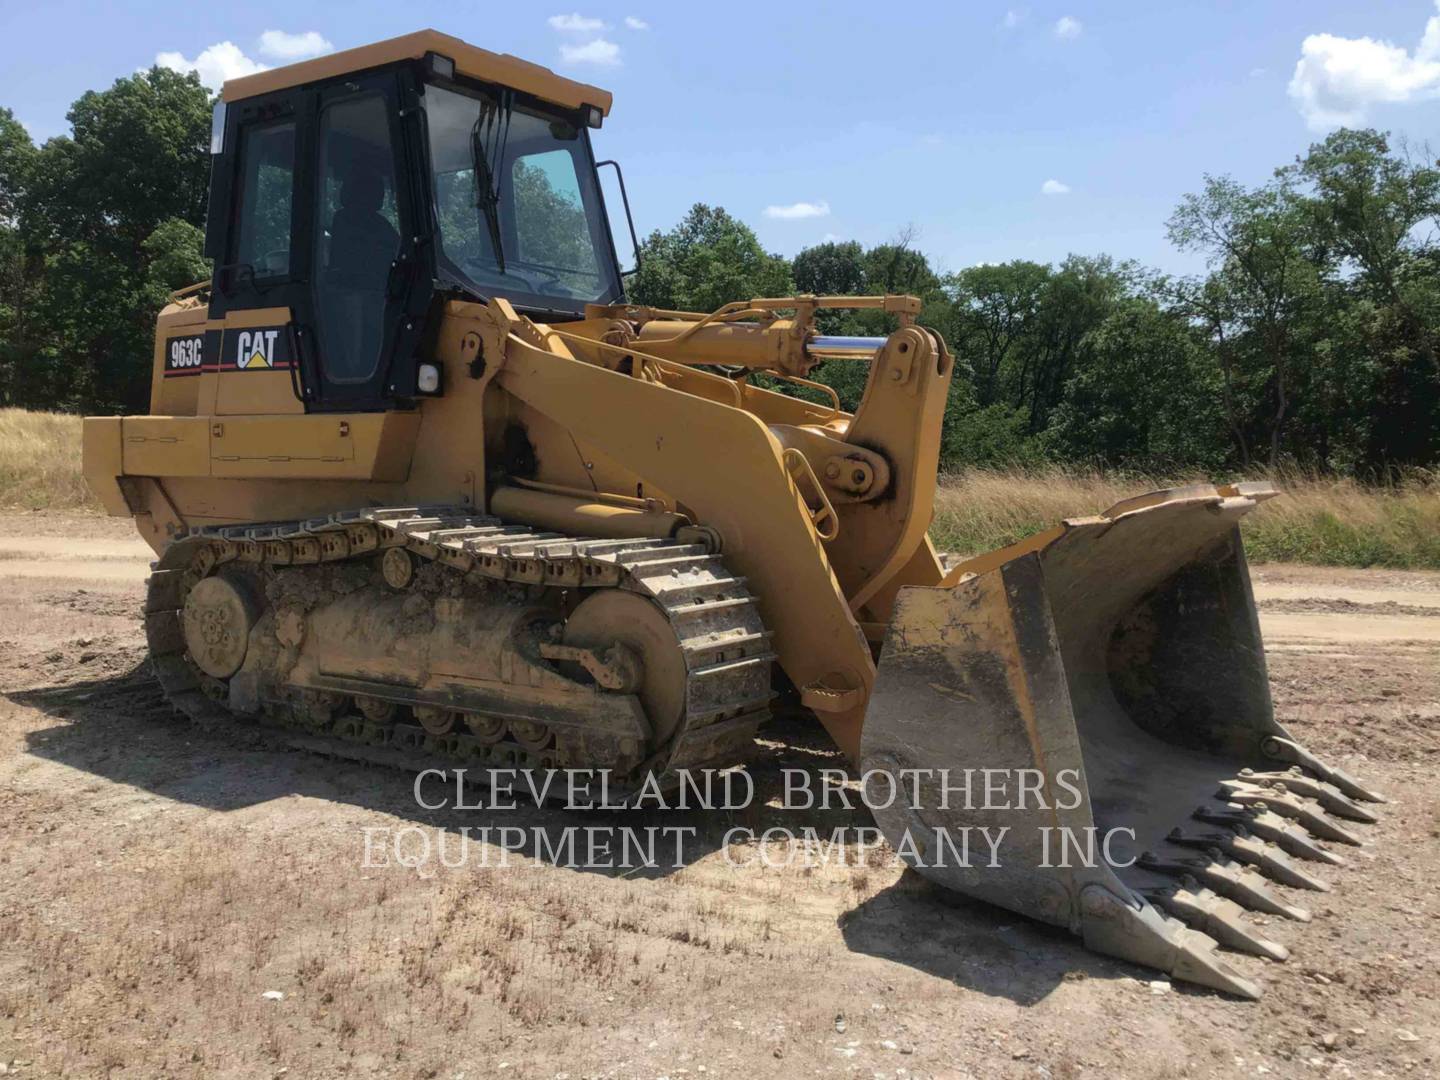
top-left (232, 121), bottom-right (296, 278)
top-left (312, 94), bottom-right (401, 383)
top-left (511, 149), bottom-right (601, 296)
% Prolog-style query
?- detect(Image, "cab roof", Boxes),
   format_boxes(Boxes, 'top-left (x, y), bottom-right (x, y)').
top-left (220, 28), bottom-right (613, 115)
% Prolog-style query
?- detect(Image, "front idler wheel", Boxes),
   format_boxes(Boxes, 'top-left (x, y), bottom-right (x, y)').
top-left (181, 574), bottom-right (260, 679)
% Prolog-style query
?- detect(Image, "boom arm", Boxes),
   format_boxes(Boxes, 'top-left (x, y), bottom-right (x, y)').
top-left (484, 295), bottom-right (954, 758)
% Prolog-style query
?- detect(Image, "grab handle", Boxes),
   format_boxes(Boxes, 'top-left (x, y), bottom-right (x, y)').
top-left (783, 447), bottom-right (839, 541)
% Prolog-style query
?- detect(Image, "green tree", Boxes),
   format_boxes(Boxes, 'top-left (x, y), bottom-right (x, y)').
top-left (1018, 255), bottom-right (1137, 432)
top-left (939, 255), bottom-right (1135, 457)
top-left (944, 260), bottom-right (1049, 406)
top-left (0, 106), bottom-right (35, 223)
top-left (142, 218), bottom-right (208, 304)
top-left (863, 233), bottom-right (939, 296)
top-left (23, 66), bottom-right (211, 253)
top-left (629, 203), bottom-right (792, 312)
top-left (1292, 130), bottom-right (1440, 319)
top-left (1048, 298), bottom-right (1226, 468)
top-left (17, 66), bottom-right (213, 411)
top-left (1291, 129), bottom-right (1440, 468)
top-left (1169, 175), bottom-right (1320, 468)
top-left (792, 240), bottom-right (866, 296)
top-left (0, 108), bottom-right (42, 406)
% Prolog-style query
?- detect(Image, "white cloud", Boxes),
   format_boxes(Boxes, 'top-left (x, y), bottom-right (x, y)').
top-left (559, 39), bottom-right (621, 66)
top-left (624, 16), bottom-right (649, 30)
top-left (1053, 16), bottom-right (1082, 40)
top-left (764, 200), bottom-right (831, 220)
top-left (257, 30), bottom-right (334, 62)
top-left (549, 13), bottom-right (607, 32)
top-left (1040, 179), bottom-right (1071, 196)
top-left (1002, 9), bottom-right (1024, 30)
top-left (1288, 3), bottom-right (1440, 130)
top-left (155, 42), bottom-right (267, 92)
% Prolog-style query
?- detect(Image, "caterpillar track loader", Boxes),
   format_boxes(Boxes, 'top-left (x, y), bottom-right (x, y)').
top-left (82, 29), bottom-right (1381, 998)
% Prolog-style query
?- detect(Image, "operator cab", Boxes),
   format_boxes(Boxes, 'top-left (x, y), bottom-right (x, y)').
top-left (203, 29), bottom-right (629, 412)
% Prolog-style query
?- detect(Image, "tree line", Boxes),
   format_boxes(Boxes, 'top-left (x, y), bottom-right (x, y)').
top-left (2, 67), bottom-right (1437, 475)
top-left (632, 133), bottom-right (1440, 476)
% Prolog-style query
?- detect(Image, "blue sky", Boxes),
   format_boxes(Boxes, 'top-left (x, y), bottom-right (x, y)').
top-left (4, 2), bottom-right (1440, 275)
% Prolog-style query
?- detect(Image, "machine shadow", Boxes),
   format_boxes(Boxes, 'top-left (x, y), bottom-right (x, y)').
top-left (14, 660), bottom-right (1133, 1004)
top-left (838, 874), bottom-right (1148, 1005)
top-left (10, 661), bottom-right (860, 877)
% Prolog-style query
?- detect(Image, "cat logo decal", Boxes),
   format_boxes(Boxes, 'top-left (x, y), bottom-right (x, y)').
top-left (236, 329), bottom-right (281, 369)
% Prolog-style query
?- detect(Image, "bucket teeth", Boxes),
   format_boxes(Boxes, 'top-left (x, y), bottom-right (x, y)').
top-left (1227, 828), bottom-right (1330, 891)
top-left (1239, 768), bottom-right (1378, 823)
top-left (1144, 879), bottom-right (1290, 962)
top-left (1193, 803), bottom-right (1346, 866)
top-left (1139, 848), bottom-right (1311, 922)
top-left (1166, 826), bottom-right (1330, 891)
top-left (1165, 926), bottom-right (1263, 1001)
top-left (1260, 736), bottom-right (1387, 804)
top-left (1165, 826), bottom-right (1237, 853)
top-left (1078, 885), bottom-right (1262, 1000)
top-left (1219, 781), bottom-right (1365, 847)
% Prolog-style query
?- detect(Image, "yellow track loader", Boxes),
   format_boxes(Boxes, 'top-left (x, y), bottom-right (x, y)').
top-left (82, 29), bottom-right (1381, 998)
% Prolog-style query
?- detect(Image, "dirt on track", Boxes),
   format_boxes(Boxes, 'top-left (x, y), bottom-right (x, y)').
top-left (0, 513), bottom-right (1436, 1079)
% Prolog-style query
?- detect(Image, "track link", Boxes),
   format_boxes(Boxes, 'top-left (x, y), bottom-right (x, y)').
top-left (144, 505), bottom-right (775, 792)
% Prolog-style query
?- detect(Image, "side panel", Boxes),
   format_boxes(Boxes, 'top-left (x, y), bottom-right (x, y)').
top-left (149, 305), bottom-right (306, 419)
top-left (113, 412), bottom-right (419, 483)
top-left (121, 418), bottom-right (212, 477)
top-left (210, 413), bottom-right (419, 480)
top-left (214, 307), bottom-right (304, 416)
top-left (151, 307), bottom-right (209, 416)
top-left (94, 303), bottom-right (496, 531)
top-left (81, 417), bottom-right (129, 516)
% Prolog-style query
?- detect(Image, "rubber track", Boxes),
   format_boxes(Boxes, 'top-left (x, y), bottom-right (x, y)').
top-left (143, 505), bottom-right (776, 790)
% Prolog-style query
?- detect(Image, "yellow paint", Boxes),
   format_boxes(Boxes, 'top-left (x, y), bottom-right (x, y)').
top-left (78, 32), bottom-right (1024, 763)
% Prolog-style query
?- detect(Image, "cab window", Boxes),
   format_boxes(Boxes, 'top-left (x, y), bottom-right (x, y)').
top-left (231, 121), bottom-right (296, 279)
top-left (512, 149), bottom-right (603, 297)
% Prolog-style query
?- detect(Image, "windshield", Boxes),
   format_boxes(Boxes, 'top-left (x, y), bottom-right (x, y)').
top-left (422, 81), bottom-right (622, 313)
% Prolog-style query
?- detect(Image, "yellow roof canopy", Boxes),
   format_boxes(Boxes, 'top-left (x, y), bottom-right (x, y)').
top-left (221, 28), bottom-right (613, 115)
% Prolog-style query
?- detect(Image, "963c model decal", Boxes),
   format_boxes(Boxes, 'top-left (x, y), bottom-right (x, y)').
top-left (162, 334), bottom-right (206, 376)
top-left (161, 326), bottom-right (293, 377)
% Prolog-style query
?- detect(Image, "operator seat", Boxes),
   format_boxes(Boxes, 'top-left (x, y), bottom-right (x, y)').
top-left (329, 169), bottom-right (399, 273)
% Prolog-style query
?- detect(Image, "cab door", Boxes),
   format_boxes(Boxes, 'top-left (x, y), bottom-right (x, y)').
top-left (307, 71), bottom-right (427, 411)
top-left (209, 68), bottom-right (431, 414)
top-left (206, 86), bottom-right (311, 415)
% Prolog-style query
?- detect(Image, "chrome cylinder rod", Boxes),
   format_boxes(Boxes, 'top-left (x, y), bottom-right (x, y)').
top-left (806, 335), bottom-right (887, 359)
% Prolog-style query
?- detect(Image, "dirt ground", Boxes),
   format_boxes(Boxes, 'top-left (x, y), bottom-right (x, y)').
top-left (0, 513), bottom-right (1436, 1079)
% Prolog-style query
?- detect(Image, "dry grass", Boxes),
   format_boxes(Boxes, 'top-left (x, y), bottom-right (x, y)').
top-left (932, 466), bottom-right (1143, 557)
top-left (1, 409), bottom-right (1435, 567)
top-left (0, 408), bottom-right (99, 511)
top-left (1239, 472), bottom-right (1440, 567)
top-left (933, 465), bottom-right (1440, 569)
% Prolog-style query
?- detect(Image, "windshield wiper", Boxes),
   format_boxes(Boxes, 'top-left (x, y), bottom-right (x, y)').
top-left (470, 89), bottom-right (514, 274)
